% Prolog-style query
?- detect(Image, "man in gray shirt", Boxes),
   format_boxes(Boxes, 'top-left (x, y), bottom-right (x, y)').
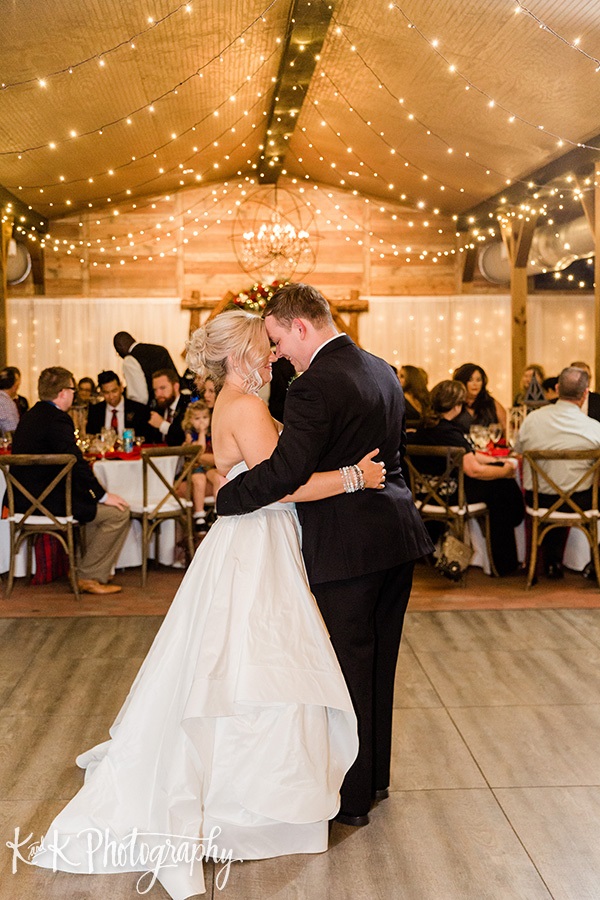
top-left (515, 366), bottom-right (600, 579)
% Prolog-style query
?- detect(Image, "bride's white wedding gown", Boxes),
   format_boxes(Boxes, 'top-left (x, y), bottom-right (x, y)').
top-left (32, 462), bottom-right (358, 899)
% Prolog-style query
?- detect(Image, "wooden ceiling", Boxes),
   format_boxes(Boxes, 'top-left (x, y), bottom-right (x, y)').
top-left (2, 0), bottom-right (600, 235)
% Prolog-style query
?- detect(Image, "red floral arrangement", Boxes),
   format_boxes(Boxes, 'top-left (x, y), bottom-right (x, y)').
top-left (231, 280), bottom-right (287, 313)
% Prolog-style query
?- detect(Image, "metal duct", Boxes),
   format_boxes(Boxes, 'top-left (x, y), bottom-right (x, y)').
top-left (478, 215), bottom-right (594, 284)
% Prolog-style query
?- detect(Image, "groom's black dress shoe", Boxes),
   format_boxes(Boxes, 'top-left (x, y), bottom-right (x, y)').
top-left (374, 788), bottom-right (389, 802)
top-left (334, 811), bottom-right (369, 827)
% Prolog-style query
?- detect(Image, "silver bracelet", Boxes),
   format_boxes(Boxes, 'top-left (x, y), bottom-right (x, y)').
top-left (352, 464), bottom-right (366, 490)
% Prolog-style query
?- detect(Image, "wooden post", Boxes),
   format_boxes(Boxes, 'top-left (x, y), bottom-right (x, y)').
top-left (500, 213), bottom-right (538, 401)
top-left (595, 162), bottom-right (600, 390)
top-left (460, 243), bottom-right (478, 293)
top-left (29, 239), bottom-right (46, 295)
top-left (0, 217), bottom-right (14, 367)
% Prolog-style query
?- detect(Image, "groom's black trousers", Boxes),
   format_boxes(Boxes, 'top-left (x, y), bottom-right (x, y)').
top-left (312, 560), bottom-right (415, 817)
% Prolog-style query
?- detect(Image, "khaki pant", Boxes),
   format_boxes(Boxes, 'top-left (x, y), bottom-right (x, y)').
top-left (78, 504), bottom-right (130, 583)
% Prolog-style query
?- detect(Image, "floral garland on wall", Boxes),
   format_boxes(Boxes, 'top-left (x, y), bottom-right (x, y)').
top-left (230, 280), bottom-right (287, 313)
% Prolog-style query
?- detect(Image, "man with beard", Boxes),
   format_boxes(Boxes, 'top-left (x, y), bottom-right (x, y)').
top-left (148, 369), bottom-right (189, 445)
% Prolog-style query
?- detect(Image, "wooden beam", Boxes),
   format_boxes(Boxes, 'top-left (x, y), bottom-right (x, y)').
top-left (460, 244), bottom-right (478, 293)
top-left (257, 0), bottom-right (337, 183)
top-left (595, 162), bottom-right (600, 390)
top-left (28, 240), bottom-right (46, 295)
top-left (459, 132), bottom-right (600, 230)
top-left (500, 213), bottom-right (538, 400)
top-left (0, 217), bottom-right (14, 367)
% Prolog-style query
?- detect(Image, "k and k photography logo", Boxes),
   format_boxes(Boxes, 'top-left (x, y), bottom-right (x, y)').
top-left (6, 824), bottom-right (238, 893)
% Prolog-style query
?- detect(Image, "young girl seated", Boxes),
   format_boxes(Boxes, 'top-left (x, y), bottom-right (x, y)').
top-left (181, 399), bottom-right (219, 527)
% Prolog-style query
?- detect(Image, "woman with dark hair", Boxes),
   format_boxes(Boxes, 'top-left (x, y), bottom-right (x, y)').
top-left (452, 362), bottom-right (507, 434)
top-left (399, 364), bottom-right (430, 421)
top-left (407, 380), bottom-right (524, 576)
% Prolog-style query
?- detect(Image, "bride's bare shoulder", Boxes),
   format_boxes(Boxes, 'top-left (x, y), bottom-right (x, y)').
top-left (215, 391), bottom-right (273, 427)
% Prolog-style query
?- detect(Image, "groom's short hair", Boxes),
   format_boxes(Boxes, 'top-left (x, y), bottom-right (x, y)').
top-left (265, 283), bottom-right (334, 327)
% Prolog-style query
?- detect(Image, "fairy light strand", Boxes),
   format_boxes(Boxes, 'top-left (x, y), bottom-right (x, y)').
top-left (387, 1), bottom-right (600, 152)
top-left (9, 47), bottom-right (279, 196)
top-left (0, 0), bottom-right (282, 155)
top-left (328, 18), bottom-right (549, 191)
top-left (513, 1), bottom-right (600, 73)
top-left (1, 1), bottom-right (200, 90)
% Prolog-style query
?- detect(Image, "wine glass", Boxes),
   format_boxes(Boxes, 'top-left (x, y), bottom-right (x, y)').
top-left (469, 424), bottom-right (490, 451)
top-left (488, 423), bottom-right (503, 446)
top-left (506, 406), bottom-right (527, 449)
top-left (134, 435), bottom-right (146, 449)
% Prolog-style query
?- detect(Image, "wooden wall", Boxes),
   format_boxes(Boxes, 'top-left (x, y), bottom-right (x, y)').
top-left (10, 181), bottom-right (460, 301)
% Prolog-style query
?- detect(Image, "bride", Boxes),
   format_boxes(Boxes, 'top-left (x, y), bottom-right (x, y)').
top-left (32, 310), bottom-right (386, 899)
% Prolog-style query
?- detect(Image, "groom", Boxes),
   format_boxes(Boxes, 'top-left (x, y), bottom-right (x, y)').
top-left (217, 283), bottom-right (433, 826)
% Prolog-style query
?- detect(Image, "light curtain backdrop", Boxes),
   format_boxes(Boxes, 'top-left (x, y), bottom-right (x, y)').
top-left (7, 294), bottom-right (595, 409)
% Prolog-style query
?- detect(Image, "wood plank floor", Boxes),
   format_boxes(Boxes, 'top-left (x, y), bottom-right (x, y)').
top-left (1, 559), bottom-right (599, 618)
top-left (2, 607), bottom-right (600, 898)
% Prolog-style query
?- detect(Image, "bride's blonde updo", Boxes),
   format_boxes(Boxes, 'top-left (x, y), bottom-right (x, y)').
top-left (185, 310), bottom-right (269, 393)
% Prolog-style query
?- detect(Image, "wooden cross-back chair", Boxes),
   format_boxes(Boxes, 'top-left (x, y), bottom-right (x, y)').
top-left (0, 454), bottom-right (80, 599)
top-left (404, 445), bottom-right (498, 577)
top-left (129, 445), bottom-right (204, 585)
top-left (523, 449), bottom-right (600, 590)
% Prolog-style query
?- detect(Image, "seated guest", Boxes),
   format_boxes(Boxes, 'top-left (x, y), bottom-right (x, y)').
top-left (77, 377), bottom-right (98, 407)
top-left (181, 400), bottom-right (219, 528)
top-left (202, 376), bottom-right (216, 412)
top-left (408, 379), bottom-right (524, 576)
top-left (87, 370), bottom-right (148, 437)
top-left (12, 367), bottom-right (131, 595)
top-left (5, 366), bottom-right (29, 418)
top-left (452, 362), bottom-right (507, 434)
top-left (542, 376), bottom-right (559, 402)
top-left (0, 368), bottom-right (20, 436)
top-left (513, 363), bottom-right (545, 406)
top-left (515, 366), bottom-right (600, 580)
top-left (148, 369), bottom-right (189, 446)
top-left (570, 361), bottom-right (600, 422)
top-left (399, 364), bottom-right (430, 422)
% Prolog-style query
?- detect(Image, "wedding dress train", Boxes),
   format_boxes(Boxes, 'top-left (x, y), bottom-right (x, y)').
top-left (32, 463), bottom-right (358, 899)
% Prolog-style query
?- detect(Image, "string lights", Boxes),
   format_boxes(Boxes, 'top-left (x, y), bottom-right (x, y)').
top-left (0, 0), bottom-right (282, 156)
top-left (513, 1), bottom-right (600, 73)
top-left (1, 1), bottom-right (199, 90)
top-left (385, 1), bottom-right (600, 152)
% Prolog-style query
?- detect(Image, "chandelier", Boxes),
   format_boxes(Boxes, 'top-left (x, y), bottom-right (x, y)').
top-left (233, 187), bottom-right (316, 280)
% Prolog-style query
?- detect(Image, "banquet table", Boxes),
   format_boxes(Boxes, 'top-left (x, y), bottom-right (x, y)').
top-left (93, 454), bottom-right (180, 569)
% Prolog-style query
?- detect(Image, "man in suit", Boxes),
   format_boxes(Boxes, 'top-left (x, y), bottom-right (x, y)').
top-left (113, 331), bottom-right (178, 406)
top-left (148, 369), bottom-right (189, 446)
top-left (12, 367), bottom-right (131, 595)
top-left (217, 283), bottom-right (433, 826)
top-left (87, 370), bottom-right (149, 438)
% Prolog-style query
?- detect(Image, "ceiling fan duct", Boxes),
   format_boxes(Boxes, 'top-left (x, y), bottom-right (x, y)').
top-left (478, 215), bottom-right (594, 284)
top-left (6, 239), bottom-right (32, 285)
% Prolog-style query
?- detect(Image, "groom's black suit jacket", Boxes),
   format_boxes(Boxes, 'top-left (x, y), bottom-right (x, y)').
top-left (217, 334), bottom-right (433, 584)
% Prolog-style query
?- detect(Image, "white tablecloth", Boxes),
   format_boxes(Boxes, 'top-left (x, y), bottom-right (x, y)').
top-left (93, 456), bottom-right (180, 569)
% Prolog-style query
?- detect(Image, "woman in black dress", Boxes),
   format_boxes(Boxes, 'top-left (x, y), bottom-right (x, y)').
top-left (408, 380), bottom-right (524, 576)
top-left (452, 362), bottom-right (506, 435)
